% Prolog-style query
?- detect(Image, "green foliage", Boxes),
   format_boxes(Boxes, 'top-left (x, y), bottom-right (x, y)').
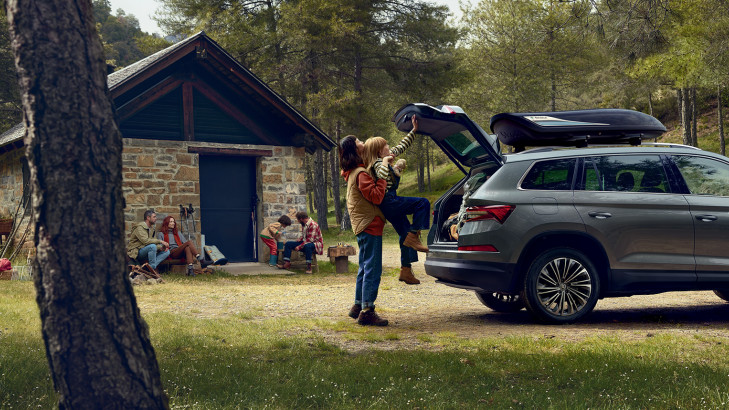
top-left (0, 8), bottom-right (22, 133)
top-left (92, 0), bottom-right (171, 68)
top-left (155, 0), bottom-right (459, 138)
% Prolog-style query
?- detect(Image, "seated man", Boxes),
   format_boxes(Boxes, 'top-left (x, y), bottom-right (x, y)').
top-left (127, 209), bottom-right (169, 274)
top-left (277, 211), bottom-right (323, 274)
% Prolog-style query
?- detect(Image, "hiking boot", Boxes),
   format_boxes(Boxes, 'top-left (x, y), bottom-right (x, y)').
top-left (305, 262), bottom-right (312, 274)
top-left (187, 264), bottom-right (195, 276)
top-left (357, 308), bottom-right (389, 326)
top-left (348, 304), bottom-right (362, 319)
top-left (277, 260), bottom-right (291, 269)
top-left (398, 266), bottom-right (420, 285)
top-left (403, 232), bottom-right (429, 253)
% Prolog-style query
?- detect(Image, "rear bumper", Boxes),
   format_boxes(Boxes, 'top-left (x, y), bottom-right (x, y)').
top-left (424, 256), bottom-right (521, 294)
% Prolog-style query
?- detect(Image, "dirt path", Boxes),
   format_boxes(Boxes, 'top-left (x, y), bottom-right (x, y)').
top-left (136, 242), bottom-right (729, 351)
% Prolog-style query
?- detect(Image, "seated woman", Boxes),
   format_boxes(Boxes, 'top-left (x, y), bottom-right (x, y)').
top-left (157, 216), bottom-right (202, 276)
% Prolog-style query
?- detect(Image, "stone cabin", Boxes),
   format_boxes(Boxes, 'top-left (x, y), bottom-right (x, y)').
top-left (0, 32), bottom-right (334, 263)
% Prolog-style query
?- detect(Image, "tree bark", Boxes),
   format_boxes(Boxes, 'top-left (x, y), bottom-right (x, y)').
top-left (648, 92), bottom-right (654, 117)
top-left (691, 87), bottom-right (698, 147)
top-left (680, 88), bottom-right (690, 146)
top-left (416, 137), bottom-right (425, 192)
top-left (331, 121), bottom-right (342, 225)
top-left (6, 0), bottom-right (168, 408)
top-left (313, 148), bottom-right (328, 230)
top-left (305, 154), bottom-right (314, 214)
top-left (719, 85), bottom-right (725, 156)
top-left (426, 138), bottom-right (431, 192)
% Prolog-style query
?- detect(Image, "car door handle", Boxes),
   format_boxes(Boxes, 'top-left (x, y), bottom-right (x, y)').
top-left (588, 212), bottom-right (612, 219)
top-left (695, 214), bottom-right (718, 222)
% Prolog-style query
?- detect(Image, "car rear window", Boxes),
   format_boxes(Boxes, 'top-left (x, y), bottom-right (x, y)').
top-left (521, 158), bottom-right (576, 190)
top-left (443, 130), bottom-right (487, 160)
top-left (581, 155), bottom-right (667, 192)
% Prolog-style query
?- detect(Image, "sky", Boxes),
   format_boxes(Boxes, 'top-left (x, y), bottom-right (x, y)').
top-left (109, 0), bottom-right (461, 36)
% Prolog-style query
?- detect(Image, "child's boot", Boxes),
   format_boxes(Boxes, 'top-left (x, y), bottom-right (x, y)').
top-left (269, 254), bottom-right (278, 267)
top-left (403, 231), bottom-right (429, 253)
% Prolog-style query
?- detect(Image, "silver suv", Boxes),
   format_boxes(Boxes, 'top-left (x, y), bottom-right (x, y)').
top-left (392, 104), bottom-right (729, 323)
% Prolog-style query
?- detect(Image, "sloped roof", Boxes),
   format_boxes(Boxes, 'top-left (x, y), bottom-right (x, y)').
top-left (0, 32), bottom-right (334, 154)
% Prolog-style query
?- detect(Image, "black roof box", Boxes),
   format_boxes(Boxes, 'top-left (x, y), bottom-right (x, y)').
top-left (490, 109), bottom-right (666, 148)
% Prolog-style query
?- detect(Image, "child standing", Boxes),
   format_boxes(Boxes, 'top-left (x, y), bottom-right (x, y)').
top-left (363, 115), bottom-right (430, 285)
top-left (260, 215), bottom-right (292, 267)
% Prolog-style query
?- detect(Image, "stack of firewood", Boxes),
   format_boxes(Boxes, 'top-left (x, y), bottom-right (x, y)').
top-left (129, 263), bottom-right (164, 285)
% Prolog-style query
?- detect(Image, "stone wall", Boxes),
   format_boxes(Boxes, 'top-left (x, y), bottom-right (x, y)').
top-left (260, 146), bottom-right (308, 243)
top-left (0, 140), bottom-right (310, 261)
top-left (0, 148), bottom-right (33, 254)
top-left (122, 139), bottom-right (201, 234)
top-left (122, 139), bottom-right (308, 257)
top-left (0, 149), bottom-right (24, 218)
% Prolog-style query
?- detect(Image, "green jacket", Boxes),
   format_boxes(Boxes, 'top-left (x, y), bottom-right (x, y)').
top-left (127, 222), bottom-right (163, 259)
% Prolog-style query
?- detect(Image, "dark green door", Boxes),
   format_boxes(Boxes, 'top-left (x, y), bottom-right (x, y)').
top-left (199, 155), bottom-right (257, 262)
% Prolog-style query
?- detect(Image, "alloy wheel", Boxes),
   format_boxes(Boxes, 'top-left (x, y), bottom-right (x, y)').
top-left (536, 257), bottom-right (592, 317)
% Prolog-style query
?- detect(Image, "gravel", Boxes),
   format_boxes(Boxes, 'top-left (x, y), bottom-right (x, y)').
top-left (136, 243), bottom-right (729, 351)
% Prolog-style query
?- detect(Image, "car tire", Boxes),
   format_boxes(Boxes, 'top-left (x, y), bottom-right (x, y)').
top-left (713, 290), bottom-right (729, 302)
top-left (522, 248), bottom-right (600, 324)
top-left (475, 292), bottom-right (525, 312)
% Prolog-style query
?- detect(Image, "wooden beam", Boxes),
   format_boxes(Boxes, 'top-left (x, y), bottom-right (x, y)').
top-left (0, 140), bottom-right (24, 155)
top-left (188, 146), bottom-right (273, 157)
top-left (204, 48), bottom-right (328, 147)
top-left (110, 40), bottom-right (201, 98)
top-left (190, 82), bottom-right (278, 146)
top-left (116, 76), bottom-right (183, 122)
top-left (182, 82), bottom-right (194, 141)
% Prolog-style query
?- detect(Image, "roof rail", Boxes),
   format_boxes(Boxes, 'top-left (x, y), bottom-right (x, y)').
top-left (639, 142), bottom-right (702, 150)
top-left (513, 147), bottom-right (558, 154)
top-left (510, 142), bottom-right (702, 154)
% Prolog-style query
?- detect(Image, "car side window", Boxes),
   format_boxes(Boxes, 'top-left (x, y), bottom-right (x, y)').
top-left (673, 155), bottom-right (729, 196)
top-left (581, 155), bottom-right (668, 193)
top-left (521, 158), bottom-right (576, 190)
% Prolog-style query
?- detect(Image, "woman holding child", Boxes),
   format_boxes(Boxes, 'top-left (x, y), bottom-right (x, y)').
top-left (340, 135), bottom-right (389, 326)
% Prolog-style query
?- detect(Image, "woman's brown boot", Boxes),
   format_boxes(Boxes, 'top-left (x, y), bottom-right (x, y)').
top-left (398, 267), bottom-right (420, 285)
top-left (357, 308), bottom-right (388, 326)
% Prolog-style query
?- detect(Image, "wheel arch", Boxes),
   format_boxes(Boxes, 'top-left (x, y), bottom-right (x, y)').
top-left (515, 231), bottom-right (611, 297)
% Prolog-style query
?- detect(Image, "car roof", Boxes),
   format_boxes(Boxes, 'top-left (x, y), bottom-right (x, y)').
top-left (502, 144), bottom-right (724, 164)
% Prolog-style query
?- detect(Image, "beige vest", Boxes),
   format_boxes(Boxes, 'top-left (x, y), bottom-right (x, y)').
top-left (347, 167), bottom-right (386, 235)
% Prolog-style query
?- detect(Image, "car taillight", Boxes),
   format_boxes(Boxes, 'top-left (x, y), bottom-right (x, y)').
top-left (458, 245), bottom-right (498, 252)
top-left (464, 205), bottom-right (515, 224)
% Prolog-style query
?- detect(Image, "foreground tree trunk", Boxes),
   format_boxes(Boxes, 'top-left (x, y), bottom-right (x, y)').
top-left (6, 0), bottom-right (168, 408)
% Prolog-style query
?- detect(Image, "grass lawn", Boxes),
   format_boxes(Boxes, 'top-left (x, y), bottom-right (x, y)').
top-left (3, 278), bottom-right (729, 408)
